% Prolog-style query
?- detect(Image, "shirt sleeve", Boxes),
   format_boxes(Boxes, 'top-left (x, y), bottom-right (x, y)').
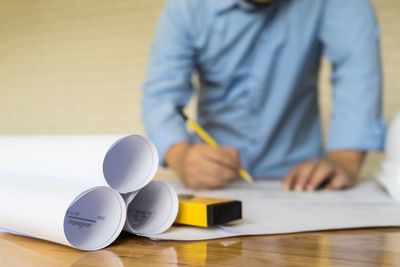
top-left (319, 0), bottom-right (385, 152)
top-left (141, 0), bottom-right (195, 165)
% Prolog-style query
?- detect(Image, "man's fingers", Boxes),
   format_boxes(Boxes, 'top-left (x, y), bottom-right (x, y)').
top-left (221, 146), bottom-right (242, 167)
top-left (282, 166), bottom-right (299, 191)
top-left (196, 148), bottom-right (239, 180)
top-left (185, 166), bottom-right (226, 189)
top-left (283, 159), bottom-right (357, 192)
top-left (199, 145), bottom-right (240, 170)
top-left (326, 171), bottom-right (353, 190)
top-left (306, 162), bottom-right (334, 191)
top-left (185, 151), bottom-right (238, 189)
top-left (283, 161), bottom-right (318, 191)
top-left (201, 159), bottom-right (238, 182)
top-left (292, 161), bottom-right (317, 191)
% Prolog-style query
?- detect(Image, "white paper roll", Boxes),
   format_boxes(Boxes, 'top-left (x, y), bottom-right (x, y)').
top-left (0, 135), bottom-right (158, 193)
top-left (123, 181), bottom-right (179, 236)
top-left (0, 134), bottom-right (161, 250)
top-left (376, 161), bottom-right (400, 201)
top-left (0, 176), bottom-right (126, 250)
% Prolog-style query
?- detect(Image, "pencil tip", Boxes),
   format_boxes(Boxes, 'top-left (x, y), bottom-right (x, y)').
top-left (239, 169), bottom-right (255, 183)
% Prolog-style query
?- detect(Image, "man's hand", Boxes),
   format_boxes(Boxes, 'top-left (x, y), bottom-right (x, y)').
top-left (165, 142), bottom-right (242, 190)
top-left (282, 150), bottom-right (365, 191)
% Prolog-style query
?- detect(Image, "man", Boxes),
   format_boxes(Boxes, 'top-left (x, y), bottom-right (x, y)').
top-left (142, 0), bottom-right (385, 190)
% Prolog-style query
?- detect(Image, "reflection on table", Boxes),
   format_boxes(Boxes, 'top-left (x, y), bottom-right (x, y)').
top-left (1, 228), bottom-right (400, 266)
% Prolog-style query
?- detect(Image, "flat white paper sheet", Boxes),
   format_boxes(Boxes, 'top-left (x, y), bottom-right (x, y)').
top-left (148, 179), bottom-right (400, 241)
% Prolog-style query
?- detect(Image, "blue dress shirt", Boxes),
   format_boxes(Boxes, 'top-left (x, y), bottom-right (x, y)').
top-left (142, 0), bottom-right (385, 178)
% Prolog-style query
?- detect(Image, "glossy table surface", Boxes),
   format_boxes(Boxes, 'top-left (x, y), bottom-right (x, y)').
top-left (1, 228), bottom-right (400, 267)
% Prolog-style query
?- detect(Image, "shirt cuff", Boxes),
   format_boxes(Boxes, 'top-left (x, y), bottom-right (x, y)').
top-left (326, 117), bottom-right (386, 152)
top-left (149, 124), bottom-right (190, 167)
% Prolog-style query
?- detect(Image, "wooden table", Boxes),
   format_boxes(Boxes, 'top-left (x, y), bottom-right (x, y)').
top-left (1, 228), bottom-right (400, 266)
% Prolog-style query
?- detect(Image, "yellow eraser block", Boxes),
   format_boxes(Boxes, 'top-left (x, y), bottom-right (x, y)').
top-left (175, 194), bottom-right (242, 227)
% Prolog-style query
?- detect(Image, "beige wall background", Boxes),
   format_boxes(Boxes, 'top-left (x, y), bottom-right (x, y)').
top-left (0, 0), bottom-right (399, 179)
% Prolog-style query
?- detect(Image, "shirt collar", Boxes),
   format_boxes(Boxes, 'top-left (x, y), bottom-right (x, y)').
top-left (215, 0), bottom-right (261, 14)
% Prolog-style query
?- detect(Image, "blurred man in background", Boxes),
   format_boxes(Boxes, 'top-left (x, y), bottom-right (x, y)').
top-left (142, 0), bottom-right (384, 190)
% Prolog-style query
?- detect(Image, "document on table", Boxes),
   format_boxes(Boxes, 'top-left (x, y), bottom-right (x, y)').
top-left (148, 179), bottom-right (400, 241)
top-left (0, 135), bottom-right (178, 250)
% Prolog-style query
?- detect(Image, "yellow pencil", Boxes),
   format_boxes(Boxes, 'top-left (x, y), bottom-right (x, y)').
top-left (179, 109), bottom-right (254, 184)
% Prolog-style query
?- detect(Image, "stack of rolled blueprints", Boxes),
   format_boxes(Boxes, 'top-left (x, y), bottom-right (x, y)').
top-left (0, 135), bottom-right (178, 250)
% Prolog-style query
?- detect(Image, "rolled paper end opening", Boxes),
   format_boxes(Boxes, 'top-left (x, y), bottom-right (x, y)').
top-left (63, 186), bottom-right (126, 251)
top-left (103, 135), bottom-right (159, 193)
top-left (126, 181), bottom-right (178, 235)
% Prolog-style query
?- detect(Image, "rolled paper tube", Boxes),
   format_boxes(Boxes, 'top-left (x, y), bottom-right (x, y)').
top-left (0, 134), bottom-right (159, 194)
top-left (0, 176), bottom-right (126, 250)
top-left (123, 181), bottom-right (179, 236)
